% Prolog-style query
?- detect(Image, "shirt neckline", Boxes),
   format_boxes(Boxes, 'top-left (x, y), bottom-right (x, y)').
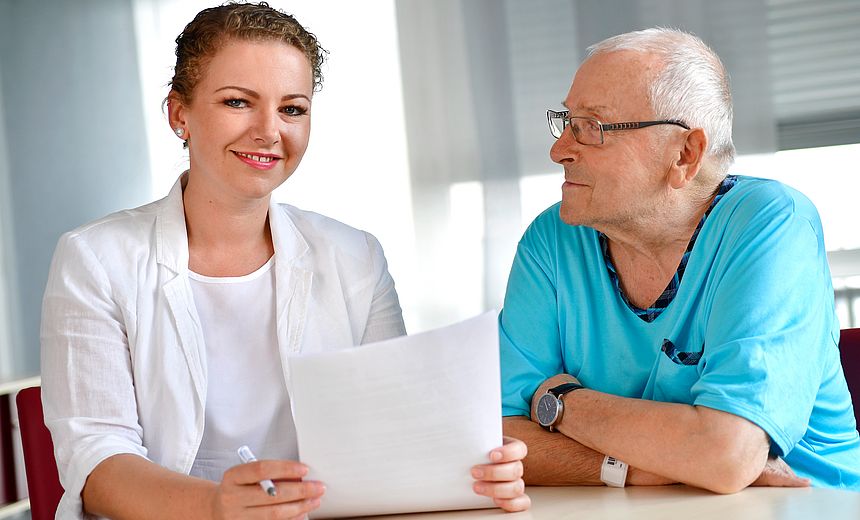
top-left (599, 175), bottom-right (737, 322)
top-left (189, 255), bottom-right (275, 284)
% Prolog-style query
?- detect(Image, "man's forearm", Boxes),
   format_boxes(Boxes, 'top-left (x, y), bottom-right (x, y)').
top-left (503, 416), bottom-right (604, 485)
top-left (556, 389), bottom-right (769, 493)
top-left (504, 416), bottom-right (675, 487)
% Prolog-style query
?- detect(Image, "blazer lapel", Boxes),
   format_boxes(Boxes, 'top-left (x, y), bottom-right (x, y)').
top-left (269, 201), bottom-right (313, 373)
top-left (155, 173), bottom-right (207, 407)
top-left (162, 275), bottom-right (207, 404)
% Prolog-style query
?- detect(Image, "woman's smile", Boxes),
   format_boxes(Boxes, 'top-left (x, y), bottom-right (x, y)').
top-left (232, 150), bottom-right (282, 170)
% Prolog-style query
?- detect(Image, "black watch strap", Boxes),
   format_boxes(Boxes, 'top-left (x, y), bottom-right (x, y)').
top-left (549, 382), bottom-right (584, 398)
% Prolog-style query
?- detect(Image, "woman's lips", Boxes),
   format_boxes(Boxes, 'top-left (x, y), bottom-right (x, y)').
top-left (233, 151), bottom-right (281, 170)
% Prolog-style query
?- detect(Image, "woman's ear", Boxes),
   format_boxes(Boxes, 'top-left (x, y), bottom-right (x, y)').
top-left (668, 128), bottom-right (707, 189)
top-left (166, 93), bottom-right (188, 141)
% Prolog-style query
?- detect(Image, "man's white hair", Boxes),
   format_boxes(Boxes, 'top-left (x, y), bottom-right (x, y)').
top-left (586, 27), bottom-right (735, 177)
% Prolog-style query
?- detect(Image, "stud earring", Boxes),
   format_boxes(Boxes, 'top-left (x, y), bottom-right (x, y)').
top-left (174, 128), bottom-right (184, 137)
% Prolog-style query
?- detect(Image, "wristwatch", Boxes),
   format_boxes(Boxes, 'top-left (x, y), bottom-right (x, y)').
top-left (535, 382), bottom-right (584, 431)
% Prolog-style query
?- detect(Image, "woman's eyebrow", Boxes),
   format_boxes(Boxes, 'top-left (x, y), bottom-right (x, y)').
top-left (214, 85), bottom-right (309, 102)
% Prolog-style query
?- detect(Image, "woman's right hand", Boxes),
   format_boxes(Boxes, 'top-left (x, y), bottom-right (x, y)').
top-left (212, 460), bottom-right (325, 519)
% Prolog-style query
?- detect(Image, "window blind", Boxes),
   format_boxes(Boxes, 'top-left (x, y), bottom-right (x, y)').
top-left (767, 0), bottom-right (860, 149)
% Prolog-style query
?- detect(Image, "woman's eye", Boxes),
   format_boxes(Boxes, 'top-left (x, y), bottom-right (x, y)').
top-left (224, 99), bottom-right (247, 108)
top-left (281, 106), bottom-right (307, 116)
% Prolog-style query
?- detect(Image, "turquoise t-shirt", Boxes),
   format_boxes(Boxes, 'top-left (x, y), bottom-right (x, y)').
top-left (499, 175), bottom-right (860, 490)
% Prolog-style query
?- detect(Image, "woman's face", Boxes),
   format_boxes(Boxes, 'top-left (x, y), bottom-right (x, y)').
top-left (170, 39), bottom-right (313, 202)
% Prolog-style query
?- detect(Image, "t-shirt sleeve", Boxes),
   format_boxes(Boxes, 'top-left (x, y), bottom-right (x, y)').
top-left (693, 189), bottom-right (839, 457)
top-left (499, 213), bottom-right (565, 417)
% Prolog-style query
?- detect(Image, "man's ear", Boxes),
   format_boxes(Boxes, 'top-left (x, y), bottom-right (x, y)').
top-left (668, 128), bottom-right (707, 189)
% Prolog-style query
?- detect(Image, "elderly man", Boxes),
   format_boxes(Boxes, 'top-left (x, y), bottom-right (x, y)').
top-left (499, 28), bottom-right (860, 493)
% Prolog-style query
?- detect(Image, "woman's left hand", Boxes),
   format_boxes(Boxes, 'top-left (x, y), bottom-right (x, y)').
top-left (471, 436), bottom-right (531, 512)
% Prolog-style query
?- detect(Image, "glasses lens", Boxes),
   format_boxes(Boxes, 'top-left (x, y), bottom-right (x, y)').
top-left (550, 118), bottom-right (563, 138)
top-left (547, 111), bottom-right (566, 139)
top-left (571, 117), bottom-right (602, 145)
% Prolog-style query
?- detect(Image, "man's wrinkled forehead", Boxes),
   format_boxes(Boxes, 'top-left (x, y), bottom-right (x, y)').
top-left (560, 101), bottom-right (615, 119)
top-left (563, 51), bottom-right (659, 119)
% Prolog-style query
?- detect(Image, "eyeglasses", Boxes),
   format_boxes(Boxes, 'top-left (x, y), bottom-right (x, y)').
top-left (547, 109), bottom-right (690, 145)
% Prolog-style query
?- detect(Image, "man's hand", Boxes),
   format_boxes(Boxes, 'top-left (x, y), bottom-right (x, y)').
top-left (530, 373), bottom-right (580, 422)
top-left (471, 436), bottom-right (531, 512)
top-left (750, 456), bottom-right (811, 488)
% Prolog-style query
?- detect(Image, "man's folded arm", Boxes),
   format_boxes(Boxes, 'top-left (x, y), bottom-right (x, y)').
top-left (554, 389), bottom-right (770, 494)
top-left (503, 416), bottom-right (676, 487)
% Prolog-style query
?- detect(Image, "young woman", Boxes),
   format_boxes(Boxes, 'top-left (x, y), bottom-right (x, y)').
top-left (41, 3), bottom-right (529, 518)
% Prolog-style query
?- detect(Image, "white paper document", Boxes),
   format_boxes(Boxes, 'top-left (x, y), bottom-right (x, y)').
top-left (287, 311), bottom-right (502, 518)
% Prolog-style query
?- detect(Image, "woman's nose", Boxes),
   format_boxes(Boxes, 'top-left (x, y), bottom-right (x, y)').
top-left (250, 110), bottom-right (280, 145)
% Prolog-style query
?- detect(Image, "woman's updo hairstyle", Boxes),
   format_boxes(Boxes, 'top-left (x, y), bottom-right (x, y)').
top-left (169, 1), bottom-right (327, 105)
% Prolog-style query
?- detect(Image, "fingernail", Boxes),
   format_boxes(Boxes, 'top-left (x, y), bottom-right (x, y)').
top-left (471, 468), bottom-right (484, 479)
top-left (490, 451), bottom-right (502, 462)
top-left (474, 483), bottom-right (485, 493)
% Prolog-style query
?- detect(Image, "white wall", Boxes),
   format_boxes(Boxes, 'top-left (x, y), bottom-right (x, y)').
top-left (0, 0), bottom-right (152, 375)
top-left (0, 60), bottom-right (17, 379)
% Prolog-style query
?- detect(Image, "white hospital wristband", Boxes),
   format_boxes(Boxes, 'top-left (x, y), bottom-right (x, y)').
top-left (600, 455), bottom-right (629, 487)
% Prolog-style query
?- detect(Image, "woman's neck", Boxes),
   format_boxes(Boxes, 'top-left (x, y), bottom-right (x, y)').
top-left (182, 174), bottom-right (274, 277)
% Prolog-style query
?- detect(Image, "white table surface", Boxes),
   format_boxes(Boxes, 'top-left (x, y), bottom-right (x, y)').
top-left (356, 484), bottom-right (860, 520)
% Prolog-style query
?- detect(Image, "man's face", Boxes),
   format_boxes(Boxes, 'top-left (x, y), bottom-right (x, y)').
top-left (551, 51), bottom-right (679, 230)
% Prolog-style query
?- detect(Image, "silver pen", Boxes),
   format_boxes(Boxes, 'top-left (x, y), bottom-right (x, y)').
top-left (237, 445), bottom-right (277, 497)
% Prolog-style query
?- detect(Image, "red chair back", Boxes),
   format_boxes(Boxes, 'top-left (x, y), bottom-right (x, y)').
top-left (16, 386), bottom-right (63, 520)
top-left (840, 328), bottom-right (860, 431)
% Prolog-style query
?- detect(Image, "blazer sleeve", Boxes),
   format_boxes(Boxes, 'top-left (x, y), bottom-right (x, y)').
top-left (359, 232), bottom-right (407, 344)
top-left (40, 231), bottom-right (148, 517)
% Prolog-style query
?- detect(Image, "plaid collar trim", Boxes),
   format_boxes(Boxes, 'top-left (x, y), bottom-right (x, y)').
top-left (600, 175), bottom-right (737, 322)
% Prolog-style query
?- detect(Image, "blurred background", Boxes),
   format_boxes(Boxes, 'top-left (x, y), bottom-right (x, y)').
top-left (0, 0), bottom-right (859, 515)
top-left (0, 0), bottom-right (859, 380)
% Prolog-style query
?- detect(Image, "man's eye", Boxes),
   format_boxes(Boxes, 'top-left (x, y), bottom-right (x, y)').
top-left (224, 99), bottom-right (247, 108)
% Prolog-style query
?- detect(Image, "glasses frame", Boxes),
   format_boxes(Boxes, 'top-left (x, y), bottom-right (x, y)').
top-left (547, 109), bottom-right (690, 145)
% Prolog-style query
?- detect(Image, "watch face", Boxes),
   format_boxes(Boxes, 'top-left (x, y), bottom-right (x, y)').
top-left (536, 392), bottom-right (561, 427)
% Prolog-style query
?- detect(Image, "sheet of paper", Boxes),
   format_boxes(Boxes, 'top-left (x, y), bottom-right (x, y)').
top-left (286, 311), bottom-right (502, 518)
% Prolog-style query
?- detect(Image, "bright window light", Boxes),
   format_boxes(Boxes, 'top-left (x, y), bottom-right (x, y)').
top-left (519, 173), bottom-right (561, 231)
top-left (734, 143), bottom-right (860, 251)
top-left (447, 181), bottom-right (486, 318)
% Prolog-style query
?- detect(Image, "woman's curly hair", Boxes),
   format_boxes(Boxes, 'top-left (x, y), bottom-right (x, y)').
top-left (170, 1), bottom-right (328, 104)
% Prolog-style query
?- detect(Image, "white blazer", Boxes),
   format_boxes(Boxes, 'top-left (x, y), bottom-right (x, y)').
top-left (40, 175), bottom-right (406, 519)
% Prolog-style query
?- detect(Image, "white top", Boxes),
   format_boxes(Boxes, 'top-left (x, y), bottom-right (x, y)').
top-left (188, 257), bottom-right (298, 482)
top-left (41, 173), bottom-right (406, 519)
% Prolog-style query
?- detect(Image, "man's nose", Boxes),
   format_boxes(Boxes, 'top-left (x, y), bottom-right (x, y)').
top-left (550, 128), bottom-right (581, 164)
